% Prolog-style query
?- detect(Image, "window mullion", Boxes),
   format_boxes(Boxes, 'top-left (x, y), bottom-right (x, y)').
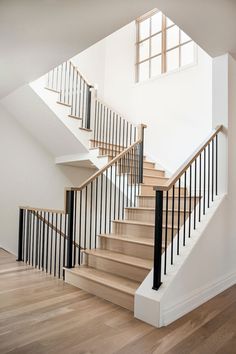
top-left (162, 14), bottom-right (167, 74)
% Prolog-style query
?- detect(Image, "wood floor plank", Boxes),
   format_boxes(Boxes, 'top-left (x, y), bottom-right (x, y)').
top-left (1, 248), bottom-right (236, 354)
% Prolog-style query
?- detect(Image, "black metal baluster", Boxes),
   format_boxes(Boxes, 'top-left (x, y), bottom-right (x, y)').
top-left (199, 154), bottom-right (202, 222)
top-left (109, 166), bottom-right (113, 233)
top-left (54, 213), bottom-right (58, 276)
top-left (203, 148), bottom-right (206, 215)
top-left (177, 179), bottom-right (181, 255)
top-left (212, 139), bottom-right (214, 201)
top-left (89, 183), bottom-right (93, 249)
top-left (183, 172), bottom-right (187, 246)
top-left (84, 186), bottom-right (88, 249)
top-left (216, 135), bottom-right (218, 196)
top-left (104, 170), bottom-right (108, 233)
top-left (58, 214), bottom-right (62, 277)
top-left (153, 190), bottom-right (163, 290)
top-left (46, 212), bottom-right (49, 273)
top-left (171, 185), bottom-right (175, 265)
top-left (164, 191), bottom-right (168, 275)
top-left (50, 213), bottom-right (53, 274)
top-left (194, 159), bottom-right (197, 229)
top-left (95, 179), bottom-right (98, 248)
top-left (189, 165), bottom-right (192, 238)
top-left (208, 143), bottom-right (210, 208)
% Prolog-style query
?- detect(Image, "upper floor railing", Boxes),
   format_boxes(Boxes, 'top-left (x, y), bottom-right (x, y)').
top-left (152, 125), bottom-right (223, 290)
top-left (46, 61), bottom-right (138, 158)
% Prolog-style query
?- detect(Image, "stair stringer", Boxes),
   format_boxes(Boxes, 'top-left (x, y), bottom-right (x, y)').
top-left (134, 194), bottom-right (232, 328)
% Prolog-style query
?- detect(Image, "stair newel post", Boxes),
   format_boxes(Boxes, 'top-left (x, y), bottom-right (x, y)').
top-left (17, 208), bottom-right (24, 261)
top-left (138, 123), bottom-right (147, 184)
top-left (86, 85), bottom-right (94, 130)
top-left (153, 189), bottom-right (163, 290)
top-left (66, 190), bottom-right (75, 269)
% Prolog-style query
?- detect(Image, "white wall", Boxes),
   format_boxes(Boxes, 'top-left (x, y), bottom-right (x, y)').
top-left (72, 40), bottom-right (106, 99)
top-left (0, 105), bottom-right (92, 255)
top-left (75, 21), bottom-right (213, 173)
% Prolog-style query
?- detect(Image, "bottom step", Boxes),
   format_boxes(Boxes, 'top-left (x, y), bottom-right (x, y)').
top-left (65, 266), bottom-right (139, 311)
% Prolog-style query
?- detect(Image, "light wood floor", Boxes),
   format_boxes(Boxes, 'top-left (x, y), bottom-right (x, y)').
top-left (1, 248), bottom-right (236, 354)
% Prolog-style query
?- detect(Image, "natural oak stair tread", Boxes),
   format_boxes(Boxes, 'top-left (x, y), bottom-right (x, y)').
top-left (113, 219), bottom-right (178, 230)
top-left (68, 266), bottom-right (139, 295)
top-left (83, 249), bottom-right (152, 270)
top-left (143, 174), bottom-right (168, 180)
top-left (99, 233), bottom-right (154, 246)
top-left (144, 166), bottom-right (165, 172)
top-left (79, 127), bottom-right (92, 132)
top-left (68, 114), bottom-right (82, 120)
top-left (126, 207), bottom-right (190, 213)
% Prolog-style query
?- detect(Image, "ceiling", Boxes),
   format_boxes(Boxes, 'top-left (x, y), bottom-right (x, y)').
top-left (155, 0), bottom-right (236, 60)
top-left (1, 0), bottom-right (236, 100)
top-left (0, 0), bottom-right (157, 99)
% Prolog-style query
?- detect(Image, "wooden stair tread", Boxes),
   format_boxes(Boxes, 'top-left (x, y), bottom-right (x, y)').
top-left (113, 219), bottom-right (178, 229)
top-left (83, 249), bottom-right (152, 270)
top-left (126, 207), bottom-right (190, 213)
top-left (143, 174), bottom-right (168, 180)
top-left (57, 101), bottom-right (71, 107)
top-left (79, 127), bottom-right (92, 132)
top-left (68, 266), bottom-right (139, 295)
top-left (99, 233), bottom-right (154, 246)
top-left (68, 114), bottom-right (82, 120)
top-left (144, 167), bottom-right (165, 172)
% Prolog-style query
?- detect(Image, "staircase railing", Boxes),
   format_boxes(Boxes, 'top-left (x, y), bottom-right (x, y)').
top-left (152, 125), bottom-right (223, 290)
top-left (92, 99), bottom-right (138, 158)
top-left (46, 61), bottom-right (138, 158)
top-left (17, 124), bottom-right (146, 278)
top-left (46, 61), bottom-right (93, 129)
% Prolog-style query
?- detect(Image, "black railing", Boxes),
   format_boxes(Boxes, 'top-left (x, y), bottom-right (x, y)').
top-left (92, 99), bottom-right (138, 158)
top-left (152, 126), bottom-right (223, 290)
top-left (17, 125), bottom-right (145, 277)
top-left (17, 191), bottom-right (79, 279)
top-left (46, 61), bottom-right (92, 129)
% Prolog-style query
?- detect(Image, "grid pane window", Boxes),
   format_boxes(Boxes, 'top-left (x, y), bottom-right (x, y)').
top-left (136, 10), bottom-right (196, 82)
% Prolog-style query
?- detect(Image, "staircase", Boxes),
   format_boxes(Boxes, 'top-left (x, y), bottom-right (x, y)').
top-left (16, 59), bottom-right (223, 322)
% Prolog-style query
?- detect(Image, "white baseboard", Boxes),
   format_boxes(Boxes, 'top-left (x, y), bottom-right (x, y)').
top-left (162, 271), bottom-right (236, 326)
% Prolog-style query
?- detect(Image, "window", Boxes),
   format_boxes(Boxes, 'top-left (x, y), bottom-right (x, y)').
top-left (136, 10), bottom-right (195, 82)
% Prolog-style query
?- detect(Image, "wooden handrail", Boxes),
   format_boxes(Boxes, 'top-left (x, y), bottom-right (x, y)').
top-left (72, 138), bottom-right (143, 191)
top-left (69, 61), bottom-right (92, 87)
top-left (20, 206), bottom-right (65, 214)
top-left (154, 125), bottom-right (223, 192)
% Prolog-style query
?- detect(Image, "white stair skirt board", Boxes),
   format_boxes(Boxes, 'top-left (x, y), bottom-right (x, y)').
top-left (134, 194), bottom-right (234, 327)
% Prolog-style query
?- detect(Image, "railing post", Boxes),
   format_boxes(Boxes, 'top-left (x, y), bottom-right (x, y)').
top-left (66, 190), bottom-right (74, 269)
top-left (17, 208), bottom-right (24, 261)
top-left (153, 190), bottom-right (163, 290)
top-left (138, 124), bottom-right (146, 184)
top-left (86, 85), bottom-right (93, 130)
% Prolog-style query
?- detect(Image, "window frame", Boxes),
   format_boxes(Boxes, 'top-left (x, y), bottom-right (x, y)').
top-left (135, 10), bottom-right (195, 82)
